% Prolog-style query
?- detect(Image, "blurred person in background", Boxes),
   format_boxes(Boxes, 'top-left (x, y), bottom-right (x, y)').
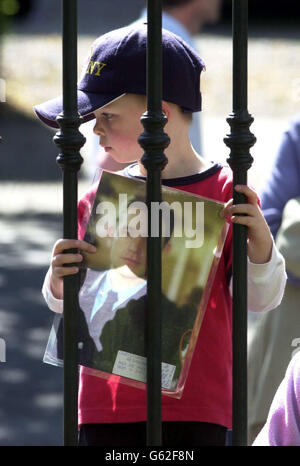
top-left (81, 0), bottom-right (223, 179)
top-left (252, 351), bottom-right (300, 446)
top-left (248, 113), bottom-right (300, 444)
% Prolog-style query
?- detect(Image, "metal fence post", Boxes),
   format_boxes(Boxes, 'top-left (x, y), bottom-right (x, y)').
top-left (53, 0), bottom-right (85, 446)
top-left (224, 0), bottom-right (256, 446)
top-left (138, 0), bottom-right (170, 446)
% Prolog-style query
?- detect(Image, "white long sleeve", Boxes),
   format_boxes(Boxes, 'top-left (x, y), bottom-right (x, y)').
top-left (229, 240), bottom-right (287, 313)
top-left (42, 268), bottom-right (63, 314)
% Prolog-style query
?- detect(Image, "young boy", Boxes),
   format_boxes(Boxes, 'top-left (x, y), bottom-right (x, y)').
top-left (35, 23), bottom-right (287, 446)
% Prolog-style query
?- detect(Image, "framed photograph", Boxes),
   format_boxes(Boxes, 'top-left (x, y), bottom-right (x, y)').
top-left (44, 170), bottom-right (228, 398)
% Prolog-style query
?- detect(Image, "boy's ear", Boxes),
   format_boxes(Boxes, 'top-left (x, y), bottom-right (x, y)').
top-left (161, 101), bottom-right (171, 120)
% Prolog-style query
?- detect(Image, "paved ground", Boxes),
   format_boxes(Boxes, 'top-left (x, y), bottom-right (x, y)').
top-left (0, 183), bottom-right (89, 445)
top-left (0, 1), bottom-right (300, 446)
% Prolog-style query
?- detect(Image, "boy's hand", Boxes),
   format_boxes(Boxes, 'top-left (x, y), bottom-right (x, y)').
top-left (50, 239), bottom-right (96, 299)
top-left (220, 185), bottom-right (273, 264)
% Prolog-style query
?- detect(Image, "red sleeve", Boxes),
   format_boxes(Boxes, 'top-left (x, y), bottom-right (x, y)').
top-left (77, 183), bottom-right (99, 241)
top-left (219, 174), bottom-right (233, 284)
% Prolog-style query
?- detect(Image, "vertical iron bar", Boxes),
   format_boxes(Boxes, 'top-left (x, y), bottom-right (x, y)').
top-left (53, 0), bottom-right (85, 446)
top-left (224, 0), bottom-right (256, 446)
top-left (138, 0), bottom-right (169, 446)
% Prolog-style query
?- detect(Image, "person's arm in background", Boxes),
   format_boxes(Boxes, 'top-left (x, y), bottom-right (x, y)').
top-left (275, 197), bottom-right (300, 281)
top-left (261, 115), bottom-right (300, 240)
top-left (251, 198), bottom-right (300, 445)
top-left (252, 352), bottom-right (300, 446)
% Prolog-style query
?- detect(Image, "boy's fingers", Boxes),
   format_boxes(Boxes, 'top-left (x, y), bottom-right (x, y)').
top-left (55, 266), bottom-right (79, 278)
top-left (77, 240), bottom-right (97, 252)
top-left (53, 239), bottom-right (96, 255)
top-left (220, 199), bottom-right (233, 218)
top-left (53, 239), bottom-right (78, 254)
top-left (52, 253), bottom-right (83, 267)
top-left (234, 185), bottom-right (258, 205)
top-left (228, 204), bottom-right (257, 216)
top-left (231, 215), bottom-right (254, 227)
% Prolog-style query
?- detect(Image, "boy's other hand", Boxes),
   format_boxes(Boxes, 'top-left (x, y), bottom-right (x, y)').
top-left (220, 185), bottom-right (273, 264)
top-left (50, 239), bottom-right (97, 299)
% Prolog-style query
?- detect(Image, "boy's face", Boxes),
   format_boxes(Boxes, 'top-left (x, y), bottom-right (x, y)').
top-left (93, 94), bottom-right (146, 164)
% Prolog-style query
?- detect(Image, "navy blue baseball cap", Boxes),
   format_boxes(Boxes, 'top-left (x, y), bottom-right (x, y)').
top-left (34, 22), bottom-right (205, 129)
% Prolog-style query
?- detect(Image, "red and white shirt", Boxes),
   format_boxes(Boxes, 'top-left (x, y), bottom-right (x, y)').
top-left (42, 163), bottom-right (287, 429)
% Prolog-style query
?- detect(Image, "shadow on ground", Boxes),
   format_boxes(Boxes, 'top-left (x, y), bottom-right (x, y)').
top-left (0, 212), bottom-right (64, 446)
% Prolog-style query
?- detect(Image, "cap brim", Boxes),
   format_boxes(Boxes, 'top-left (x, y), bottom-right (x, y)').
top-left (33, 90), bottom-right (125, 129)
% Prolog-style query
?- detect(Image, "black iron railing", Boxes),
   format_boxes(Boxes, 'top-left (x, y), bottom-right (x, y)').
top-left (224, 0), bottom-right (256, 446)
top-left (53, 0), bottom-right (85, 446)
top-left (138, 0), bottom-right (170, 446)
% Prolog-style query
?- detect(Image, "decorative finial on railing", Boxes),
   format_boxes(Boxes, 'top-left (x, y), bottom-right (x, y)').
top-left (139, 111), bottom-right (170, 173)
